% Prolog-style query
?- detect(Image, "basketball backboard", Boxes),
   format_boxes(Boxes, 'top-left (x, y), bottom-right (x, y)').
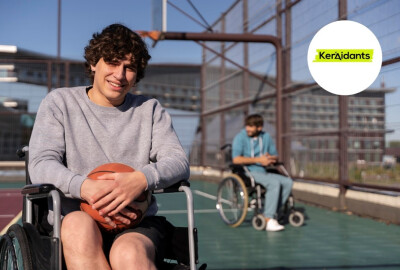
top-left (151, 0), bottom-right (167, 32)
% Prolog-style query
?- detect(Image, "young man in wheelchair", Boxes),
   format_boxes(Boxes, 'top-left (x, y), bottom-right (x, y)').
top-left (28, 24), bottom-right (190, 269)
top-left (232, 114), bottom-right (293, 232)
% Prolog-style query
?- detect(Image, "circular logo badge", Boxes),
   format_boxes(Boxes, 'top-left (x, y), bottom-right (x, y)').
top-left (307, 20), bottom-right (382, 96)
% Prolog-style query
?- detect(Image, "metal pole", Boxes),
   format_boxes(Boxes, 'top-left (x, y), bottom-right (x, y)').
top-left (162, 0), bottom-right (167, 32)
top-left (57, 0), bottom-right (61, 88)
top-left (57, 0), bottom-right (61, 61)
top-left (276, 0), bottom-right (284, 160)
top-left (338, 0), bottom-right (348, 209)
top-left (179, 186), bottom-right (196, 270)
top-left (243, 0), bottom-right (250, 116)
top-left (282, 0), bottom-right (293, 166)
top-left (220, 17), bottom-right (226, 169)
top-left (200, 45), bottom-right (206, 166)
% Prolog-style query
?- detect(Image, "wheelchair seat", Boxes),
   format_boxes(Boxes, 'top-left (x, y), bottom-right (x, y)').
top-left (0, 146), bottom-right (207, 270)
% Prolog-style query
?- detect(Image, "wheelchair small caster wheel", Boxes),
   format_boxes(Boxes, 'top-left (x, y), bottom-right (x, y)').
top-left (289, 211), bottom-right (304, 227)
top-left (252, 214), bottom-right (266, 231)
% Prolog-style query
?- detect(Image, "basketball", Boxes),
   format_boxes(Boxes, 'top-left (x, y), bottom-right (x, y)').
top-left (80, 163), bottom-right (151, 233)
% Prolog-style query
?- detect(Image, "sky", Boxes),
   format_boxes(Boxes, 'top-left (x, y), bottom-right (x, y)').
top-left (0, 0), bottom-right (235, 63)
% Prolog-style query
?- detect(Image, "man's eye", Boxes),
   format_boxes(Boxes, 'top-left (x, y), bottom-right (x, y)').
top-left (126, 66), bottom-right (137, 72)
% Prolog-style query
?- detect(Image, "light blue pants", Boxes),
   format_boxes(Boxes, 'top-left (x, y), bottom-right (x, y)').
top-left (250, 171), bottom-right (293, 218)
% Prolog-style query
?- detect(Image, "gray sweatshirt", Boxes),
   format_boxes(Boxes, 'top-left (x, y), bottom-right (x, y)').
top-left (28, 86), bottom-right (189, 222)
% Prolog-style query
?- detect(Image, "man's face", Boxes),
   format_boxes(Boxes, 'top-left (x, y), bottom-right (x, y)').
top-left (90, 54), bottom-right (137, 107)
top-left (245, 125), bottom-right (262, 137)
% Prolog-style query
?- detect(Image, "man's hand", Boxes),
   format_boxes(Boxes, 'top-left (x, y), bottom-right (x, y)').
top-left (80, 171), bottom-right (148, 226)
top-left (109, 202), bottom-right (141, 226)
top-left (257, 153), bottom-right (278, 167)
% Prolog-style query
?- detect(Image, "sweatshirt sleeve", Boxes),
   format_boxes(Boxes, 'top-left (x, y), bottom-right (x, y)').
top-left (28, 94), bottom-right (86, 199)
top-left (140, 101), bottom-right (190, 191)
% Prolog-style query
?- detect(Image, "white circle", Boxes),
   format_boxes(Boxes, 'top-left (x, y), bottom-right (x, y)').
top-left (307, 20), bottom-right (382, 96)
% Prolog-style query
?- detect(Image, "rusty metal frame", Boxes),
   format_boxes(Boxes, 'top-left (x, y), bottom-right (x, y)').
top-left (156, 31), bottom-right (284, 166)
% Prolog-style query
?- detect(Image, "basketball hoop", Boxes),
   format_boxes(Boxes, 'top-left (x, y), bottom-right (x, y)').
top-left (137, 31), bottom-right (162, 47)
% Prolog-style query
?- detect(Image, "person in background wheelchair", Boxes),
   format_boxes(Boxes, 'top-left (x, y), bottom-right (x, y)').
top-left (231, 114), bottom-right (293, 232)
top-left (28, 24), bottom-right (189, 269)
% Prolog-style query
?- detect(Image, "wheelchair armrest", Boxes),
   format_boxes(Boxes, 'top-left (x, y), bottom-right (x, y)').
top-left (153, 180), bottom-right (190, 194)
top-left (21, 184), bottom-right (56, 196)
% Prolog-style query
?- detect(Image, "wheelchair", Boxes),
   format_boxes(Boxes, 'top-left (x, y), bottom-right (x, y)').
top-left (216, 144), bottom-right (305, 230)
top-left (0, 146), bottom-right (207, 270)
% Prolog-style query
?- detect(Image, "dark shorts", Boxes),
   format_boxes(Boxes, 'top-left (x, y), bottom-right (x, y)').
top-left (102, 215), bottom-right (169, 266)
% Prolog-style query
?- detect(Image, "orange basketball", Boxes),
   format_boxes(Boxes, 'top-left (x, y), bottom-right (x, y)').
top-left (80, 163), bottom-right (151, 233)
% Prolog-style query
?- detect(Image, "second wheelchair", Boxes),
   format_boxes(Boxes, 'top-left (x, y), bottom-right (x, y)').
top-left (216, 162), bottom-right (305, 230)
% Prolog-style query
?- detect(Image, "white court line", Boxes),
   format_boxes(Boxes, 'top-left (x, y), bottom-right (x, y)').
top-left (158, 189), bottom-right (219, 215)
top-left (0, 211), bottom-right (22, 235)
top-left (194, 189), bottom-right (233, 205)
top-left (0, 214), bottom-right (15, 218)
top-left (158, 209), bottom-right (219, 214)
top-left (193, 190), bottom-right (217, 200)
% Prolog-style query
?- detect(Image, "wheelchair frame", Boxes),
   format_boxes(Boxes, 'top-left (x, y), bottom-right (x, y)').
top-left (0, 146), bottom-right (203, 270)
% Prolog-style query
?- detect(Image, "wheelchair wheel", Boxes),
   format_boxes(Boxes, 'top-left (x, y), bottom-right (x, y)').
top-left (216, 174), bottom-right (248, 227)
top-left (0, 224), bottom-right (33, 270)
top-left (251, 214), bottom-right (266, 231)
top-left (289, 211), bottom-right (305, 227)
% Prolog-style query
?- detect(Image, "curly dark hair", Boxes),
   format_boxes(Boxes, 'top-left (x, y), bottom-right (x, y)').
top-left (84, 23), bottom-right (151, 84)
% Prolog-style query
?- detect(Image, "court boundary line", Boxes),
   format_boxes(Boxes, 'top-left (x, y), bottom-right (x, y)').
top-left (193, 189), bottom-right (217, 200)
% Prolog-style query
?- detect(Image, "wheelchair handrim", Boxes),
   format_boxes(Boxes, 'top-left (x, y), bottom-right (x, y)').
top-left (216, 174), bottom-right (248, 227)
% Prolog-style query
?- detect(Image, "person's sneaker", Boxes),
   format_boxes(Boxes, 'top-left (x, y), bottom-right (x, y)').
top-left (266, 219), bottom-right (285, 232)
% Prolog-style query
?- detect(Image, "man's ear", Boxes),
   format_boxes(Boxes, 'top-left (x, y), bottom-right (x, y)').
top-left (257, 126), bottom-right (263, 132)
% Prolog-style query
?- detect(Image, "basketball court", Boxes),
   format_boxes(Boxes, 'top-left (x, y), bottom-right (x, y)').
top-left (149, 180), bottom-right (400, 269)
top-left (0, 183), bottom-right (23, 235)
top-left (1, 176), bottom-right (400, 269)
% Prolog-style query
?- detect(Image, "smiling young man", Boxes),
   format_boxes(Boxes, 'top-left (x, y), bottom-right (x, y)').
top-left (28, 24), bottom-right (189, 269)
top-left (232, 114), bottom-right (293, 232)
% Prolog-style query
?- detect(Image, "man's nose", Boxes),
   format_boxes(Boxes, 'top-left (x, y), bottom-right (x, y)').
top-left (114, 64), bottom-right (125, 79)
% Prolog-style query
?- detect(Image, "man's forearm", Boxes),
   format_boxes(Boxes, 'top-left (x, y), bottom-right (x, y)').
top-left (232, 156), bottom-right (260, 165)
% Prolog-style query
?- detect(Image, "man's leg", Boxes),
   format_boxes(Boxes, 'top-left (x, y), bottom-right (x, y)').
top-left (61, 211), bottom-right (110, 270)
top-left (271, 173), bottom-right (293, 208)
top-left (109, 233), bottom-right (156, 270)
top-left (108, 216), bottom-right (167, 270)
top-left (251, 171), bottom-right (281, 218)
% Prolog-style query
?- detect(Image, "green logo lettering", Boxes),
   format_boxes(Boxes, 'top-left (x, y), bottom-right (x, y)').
top-left (313, 49), bottom-right (374, 62)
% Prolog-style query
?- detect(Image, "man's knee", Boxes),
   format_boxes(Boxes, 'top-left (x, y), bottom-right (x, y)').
top-left (281, 176), bottom-right (293, 190)
top-left (110, 233), bottom-right (156, 270)
top-left (61, 211), bottom-right (101, 247)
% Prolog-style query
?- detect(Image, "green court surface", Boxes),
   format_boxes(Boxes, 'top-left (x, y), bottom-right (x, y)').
top-left (158, 180), bottom-right (400, 270)
top-left (2, 179), bottom-right (400, 269)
